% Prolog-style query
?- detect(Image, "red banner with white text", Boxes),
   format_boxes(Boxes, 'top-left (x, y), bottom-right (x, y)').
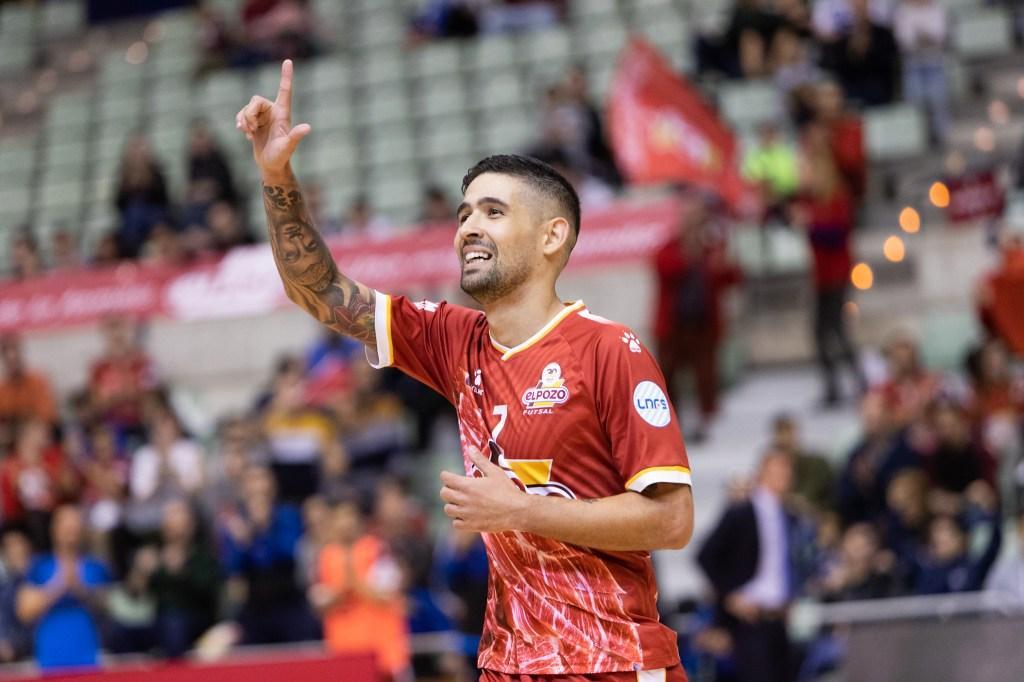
top-left (607, 38), bottom-right (750, 209)
top-left (0, 198), bottom-right (679, 333)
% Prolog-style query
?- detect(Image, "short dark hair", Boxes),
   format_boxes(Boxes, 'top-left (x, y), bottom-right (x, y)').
top-left (462, 154), bottom-right (581, 242)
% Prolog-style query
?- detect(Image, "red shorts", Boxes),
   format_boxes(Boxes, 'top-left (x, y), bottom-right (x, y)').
top-left (479, 664), bottom-right (687, 682)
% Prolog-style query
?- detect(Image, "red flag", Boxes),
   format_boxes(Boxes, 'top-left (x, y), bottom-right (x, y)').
top-left (607, 38), bottom-right (749, 209)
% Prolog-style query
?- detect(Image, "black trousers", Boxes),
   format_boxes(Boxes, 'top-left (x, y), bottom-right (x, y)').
top-left (731, 617), bottom-right (793, 682)
top-left (814, 285), bottom-right (861, 400)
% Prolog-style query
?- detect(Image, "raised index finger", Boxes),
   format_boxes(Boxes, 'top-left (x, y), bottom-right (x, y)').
top-left (275, 59), bottom-right (295, 112)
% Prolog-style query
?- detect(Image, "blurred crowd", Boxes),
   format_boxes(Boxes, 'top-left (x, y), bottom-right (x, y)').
top-left (0, 316), bottom-right (491, 678)
top-left (696, 0), bottom-right (960, 144)
top-left (686, 327), bottom-right (1024, 681)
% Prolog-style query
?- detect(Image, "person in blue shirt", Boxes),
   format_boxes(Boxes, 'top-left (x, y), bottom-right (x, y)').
top-left (16, 505), bottom-right (111, 671)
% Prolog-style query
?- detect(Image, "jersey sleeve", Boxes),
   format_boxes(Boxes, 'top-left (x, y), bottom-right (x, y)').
top-left (365, 292), bottom-right (481, 401)
top-left (593, 328), bottom-right (691, 492)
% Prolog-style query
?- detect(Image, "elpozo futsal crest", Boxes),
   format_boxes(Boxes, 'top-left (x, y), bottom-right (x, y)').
top-left (521, 362), bottom-right (570, 413)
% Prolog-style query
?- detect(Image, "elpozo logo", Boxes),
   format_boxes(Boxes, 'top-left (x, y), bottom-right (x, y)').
top-left (522, 362), bottom-right (570, 409)
top-left (633, 380), bottom-right (671, 427)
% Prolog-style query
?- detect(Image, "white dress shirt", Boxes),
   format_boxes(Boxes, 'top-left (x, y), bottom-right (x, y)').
top-left (738, 487), bottom-right (790, 609)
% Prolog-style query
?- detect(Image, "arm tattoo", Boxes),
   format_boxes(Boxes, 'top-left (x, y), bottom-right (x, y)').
top-left (263, 182), bottom-right (376, 347)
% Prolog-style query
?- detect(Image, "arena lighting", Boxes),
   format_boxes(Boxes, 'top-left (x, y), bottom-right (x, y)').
top-left (125, 41), bottom-right (149, 65)
top-left (883, 236), bottom-right (905, 263)
top-left (929, 181), bottom-right (950, 208)
top-left (974, 126), bottom-right (995, 152)
top-left (851, 263), bottom-right (873, 290)
top-left (988, 100), bottom-right (1009, 125)
top-left (899, 207), bottom-right (920, 234)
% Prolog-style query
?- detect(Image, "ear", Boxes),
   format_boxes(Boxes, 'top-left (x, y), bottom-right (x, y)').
top-left (540, 216), bottom-right (571, 260)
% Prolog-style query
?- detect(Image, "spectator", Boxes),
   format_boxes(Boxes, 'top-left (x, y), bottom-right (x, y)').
top-left (822, 0), bottom-right (899, 106)
top-left (544, 151), bottom-right (615, 213)
top-left (697, 449), bottom-right (799, 682)
top-left (419, 185), bottom-right (453, 224)
top-left (796, 119), bottom-right (865, 407)
top-left (220, 465), bottom-right (318, 644)
top-left (0, 419), bottom-right (77, 550)
top-left (812, 0), bottom-right (893, 42)
top-left (88, 316), bottom-right (158, 443)
top-left (10, 231), bottom-right (43, 280)
top-left (976, 225), bottom-right (1024, 353)
top-left (126, 409), bottom-right (205, 540)
top-left (436, 528), bottom-right (488, 671)
top-left (875, 332), bottom-right (940, 428)
top-left (881, 468), bottom-right (930, 576)
top-left (340, 194), bottom-right (393, 240)
top-left (142, 222), bottom-right (188, 268)
top-left (148, 499), bottom-right (221, 658)
top-left (893, 0), bottom-right (950, 143)
top-left (653, 191), bottom-right (742, 442)
top-left (922, 398), bottom-right (995, 495)
top-left (304, 182), bottom-right (342, 234)
top-left (912, 482), bottom-right (1002, 594)
top-left (696, 0), bottom-right (782, 79)
top-left (304, 328), bottom-right (361, 407)
top-left (49, 227), bottom-right (82, 273)
top-left (771, 413), bottom-right (835, 515)
top-left (770, 27), bottom-right (823, 120)
top-left (91, 232), bottom-right (122, 268)
top-left (79, 423), bottom-right (130, 556)
top-left (263, 368), bottom-right (344, 502)
top-left (240, 0), bottom-right (318, 64)
top-left (410, 1), bottom-right (480, 41)
top-left (985, 509), bottom-right (1024, 602)
top-left (186, 119), bottom-right (238, 215)
top-left (104, 546), bottom-right (157, 654)
top-left (309, 496), bottom-right (410, 679)
top-left (561, 65), bottom-right (621, 187)
top-left (0, 333), bottom-right (58, 425)
top-left (114, 134), bottom-right (171, 259)
top-left (810, 81), bottom-right (866, 203)
top-left (203, 417), bottom-right (259, 521)
top-left (838, 392), bottom-right (921, 525)
top-left (478, 0), bottom-right (562, 34)
top-left (0, 529), bottom-right (33, 663)
top-left (296, 495), bottom-right (330, 588)
top-left (742, 121), bottom-right (800, 229)
top-left (205, 201), bottom-right (254, 254)
top-left (817, 523), bottom-right (896, 601)
top-left (16, 505), bottom-right (111, 671)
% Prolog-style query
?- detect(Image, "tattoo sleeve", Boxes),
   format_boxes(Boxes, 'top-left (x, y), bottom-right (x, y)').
top-left (262, 175), bottom-right (376, 347)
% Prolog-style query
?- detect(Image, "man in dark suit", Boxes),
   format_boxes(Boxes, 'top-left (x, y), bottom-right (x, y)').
top-left (698, 449), bottom-right (800, 682)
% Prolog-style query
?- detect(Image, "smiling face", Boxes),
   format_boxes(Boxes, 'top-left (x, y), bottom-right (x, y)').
top-left (455, 173), bottom-right (568, 304)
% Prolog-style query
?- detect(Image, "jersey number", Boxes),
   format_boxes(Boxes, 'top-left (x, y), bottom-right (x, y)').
top-left (488, 405), bottom-right (574, 499)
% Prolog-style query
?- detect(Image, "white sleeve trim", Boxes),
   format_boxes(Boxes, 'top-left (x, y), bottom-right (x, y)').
top-left (626, 468), bottom-right (693, 493)
top-left (364, 291), bottom-right (393, 369)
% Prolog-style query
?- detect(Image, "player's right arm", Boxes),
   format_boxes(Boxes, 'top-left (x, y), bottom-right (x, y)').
top-left (236, 60), bottom-right (376, 347)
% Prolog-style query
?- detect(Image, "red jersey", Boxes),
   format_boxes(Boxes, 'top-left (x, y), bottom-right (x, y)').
top-left (368, 294), bottom-right (692, 676)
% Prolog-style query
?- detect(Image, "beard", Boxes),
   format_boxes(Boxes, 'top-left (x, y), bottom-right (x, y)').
top-left (460, 253), bottom-right (531, 304)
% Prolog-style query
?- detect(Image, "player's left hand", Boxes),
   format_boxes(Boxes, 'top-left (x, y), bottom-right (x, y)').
top-left (440, 448), bottom-right (528, 533)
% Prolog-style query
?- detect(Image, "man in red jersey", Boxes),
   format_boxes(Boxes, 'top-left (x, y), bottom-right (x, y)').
top-left (237, 60), bottom-right (695, 681)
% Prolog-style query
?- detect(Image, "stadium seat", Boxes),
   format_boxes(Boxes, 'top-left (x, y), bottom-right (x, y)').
top-left (367, 169), bottom-right (422, 221)
top-left (470, 71), bottom-right (527, 112)
top-left (357, 85), bottom-right (412, 126)
top-left (470, 35), bottom-right (520, 72)
top-left (0, 136), bottom-right (39, 184)
top-left (40, 140), bottom-right (88, 181)
top-left (350, 10), bottom-right (405, 50)
top-left (308, 56), bottom-right (352, 96)
top-left (718, 79), bottom-right (782, 132)
top-left (309, 130), bottom-right (360, 177)
top-left (418, 116), bottom-right (477, 161)
top-left (425, 154), bottom-right (478, 195)
top-left (920, 310), bottom-right (980, 371)
top-left (409, 42), bottom-right (463, 83)
top-left (45, 91), bottom-right (94, 145)
top-left (635, 9), bottom-right (694, 73)
top-left (574, 22), bottom-right (628, 62)
top-left (308, 95), bottom-right (355, 132)
top-left (479, 108), bottom-right (535, 154)
top-left (864, 103), bottom-right (928, 161)
top-left (366, 126), bottom-right (418, 167)
top-left (414, 76), bottom-right (469, 119)
top-left (150, 42), bottom-right (198, 79)
top-left (148, 78), bottom-right (193, 117)
top-left (570, 0), bottom-right (621, 26)
top-left (355, 49), bottom-right (408, 87)
top-left (521, 27), bottom-right (572, 65)
top-left (199, 72), bottom-right (249, 113)
top-left (953, 8), bottom-right (1013, 59)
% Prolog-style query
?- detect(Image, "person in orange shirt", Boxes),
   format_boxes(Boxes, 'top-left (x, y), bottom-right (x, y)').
top-left (308, 497), bottom-right (410, 682)
top-left (0, 334), bottom-right (58, 425)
